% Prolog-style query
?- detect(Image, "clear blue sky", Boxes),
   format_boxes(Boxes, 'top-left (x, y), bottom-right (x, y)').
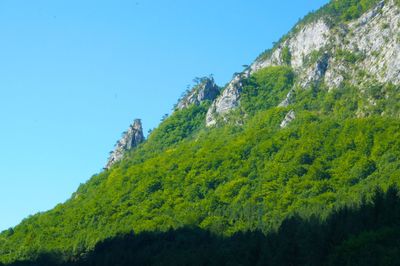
top-left (0, 0), bottom-right (328, 231)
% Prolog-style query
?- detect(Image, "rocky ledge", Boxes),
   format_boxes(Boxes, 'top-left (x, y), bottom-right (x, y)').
top-left (105, 119), bottom-right (145, 169)
top-left (176, 77), bottom-right (220, 110)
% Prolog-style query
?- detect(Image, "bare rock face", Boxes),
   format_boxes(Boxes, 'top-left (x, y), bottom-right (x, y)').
top-left (324, 57), bottom-right (346, 90)
top-left (251, 19), bottom-right (331, 72)
top-left (300, 52), bottom-right (330, 88)
top-left (106, 119), bottom-right (144, 169)
top-left (345, 0), bottom-right (400, 85)
top-left (176, 78), bottom-right (220, 110)
top-left (206, 19), bottom-right (331, 127)
top-left (287, 20), bottom-right (331, 69)
top-left (323, 1), bottom-right (400, 89)
top-left (280, 110), bottom-right (296, 128)
top-left (278, 89), bottom-right (294, 107)
top-left (205, 0), bottom-right (400, 126)
top-left (206, 74), bottom-right (247, 126)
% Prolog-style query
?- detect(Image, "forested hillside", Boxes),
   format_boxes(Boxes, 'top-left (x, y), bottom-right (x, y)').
top-left (1, 0), bottom-right (400, 265)
top-left (6, 187), bottom-right (400, 266)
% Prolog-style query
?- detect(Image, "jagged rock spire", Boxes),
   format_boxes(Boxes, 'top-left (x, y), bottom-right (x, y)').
top-left (105, 119), bottom-right (144, 169)
top-left (176, 77), bottom-right (220, 110)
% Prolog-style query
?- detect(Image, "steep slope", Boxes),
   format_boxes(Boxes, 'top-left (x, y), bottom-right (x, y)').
top-left (1, 0), bottom-right (400, 264)
top-left (207, 0), bottom-right (400, 125)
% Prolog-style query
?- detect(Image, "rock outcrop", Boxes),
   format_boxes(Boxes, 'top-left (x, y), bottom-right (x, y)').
top-left (280, 110), bottom-right (296, 128)
top-left (278, 89), bottom-right (294, 107)
top-left (250, 19), bottom-right (331, 72)
top-left (344, 0), bottom-right (400, 85)
top-left (106, 119), bottom-right (145, 169)
top-left (206, 19), bottom-right (331, 127)
top-left (300, 52), bottom-right (330, 88)
top-left (176, 78), bottom-right (220, 110)
top-left (206, 74), bottom-right (246, 126)
top-left (205, 0), bottom-right (400, 127)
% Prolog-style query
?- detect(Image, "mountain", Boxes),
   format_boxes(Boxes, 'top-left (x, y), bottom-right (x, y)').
top-left (1, 0), bottom-right (400, 265)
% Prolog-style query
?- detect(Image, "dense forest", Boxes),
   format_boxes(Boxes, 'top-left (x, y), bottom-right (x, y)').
top-left (5, 187), bottom-right (400, 266)
top-left (1, 0), bottom-right (400, 265)
top-left (1, 64), bottom-right (399, 265)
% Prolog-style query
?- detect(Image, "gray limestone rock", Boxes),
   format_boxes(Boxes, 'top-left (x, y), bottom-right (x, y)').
top-left (206, 19), bottom-right (331, 127)
top-left (278, 89), bottom-right (294, 107)
top-left (176, 78), bottom-right (220, 110)
top-left (287, 20), bottom-right (331, 69)
top-left (206, 0), bottom-right (400, 126)
top-left (280, 110), bottom-right (296, 128)
top-left (345, 0), bottom-right (400, 85)
top-left (106, 119), bottom-right (145, 169)
top-left (251, 19), bottom-right (331, 72)
top-left (301, 52), bottom-right (330, 88)
top-left (206, 74), bottom-right (245, 126)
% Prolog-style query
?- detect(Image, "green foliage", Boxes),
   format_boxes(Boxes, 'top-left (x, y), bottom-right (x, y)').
top-left (241, 66), bottom-right (294, 115)
top-left (281, 46), bottom-right (292, 65)
top-left (336, 49), bottom-right (365, 64)
top-left (2, 58), bottom-right (400, 265)
top-left (331, 0), bottom-right (381, 21)
top-left (7, 187), bottom-right (400, 266)
top-left (142, 102), bottom-right (209, 152)
top-left (118, 102), bottom-right (210, 167)
top-left (2, 100), bottom-right (400, 263)
top-left (0, 1), bottom-right (398, 262)
top-left (303, 50), bottom-right (324, 66)
top-left (304, 0), bottom-right (382, 25)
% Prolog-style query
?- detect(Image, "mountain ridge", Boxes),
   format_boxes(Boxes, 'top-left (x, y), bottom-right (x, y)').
top-left (1, 0), bottom-right (400, 264)
top-left (206, 0), bottom-right (400, 126)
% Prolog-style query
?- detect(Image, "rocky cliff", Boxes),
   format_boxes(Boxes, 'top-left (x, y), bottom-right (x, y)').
top-left (176, 77), bottom-right (220, 110)
top-left (206, 0), bottom-right (400, 126)
top-left (105, 119), bottom-right (145, 169)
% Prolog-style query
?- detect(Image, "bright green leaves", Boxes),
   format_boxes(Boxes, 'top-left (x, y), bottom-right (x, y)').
top-left (281, 46), bottom-right (292, 65)
top-left (241, 66), bottom-right (294, 115)
top-left (331, 0), bottom-right (382, 22)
